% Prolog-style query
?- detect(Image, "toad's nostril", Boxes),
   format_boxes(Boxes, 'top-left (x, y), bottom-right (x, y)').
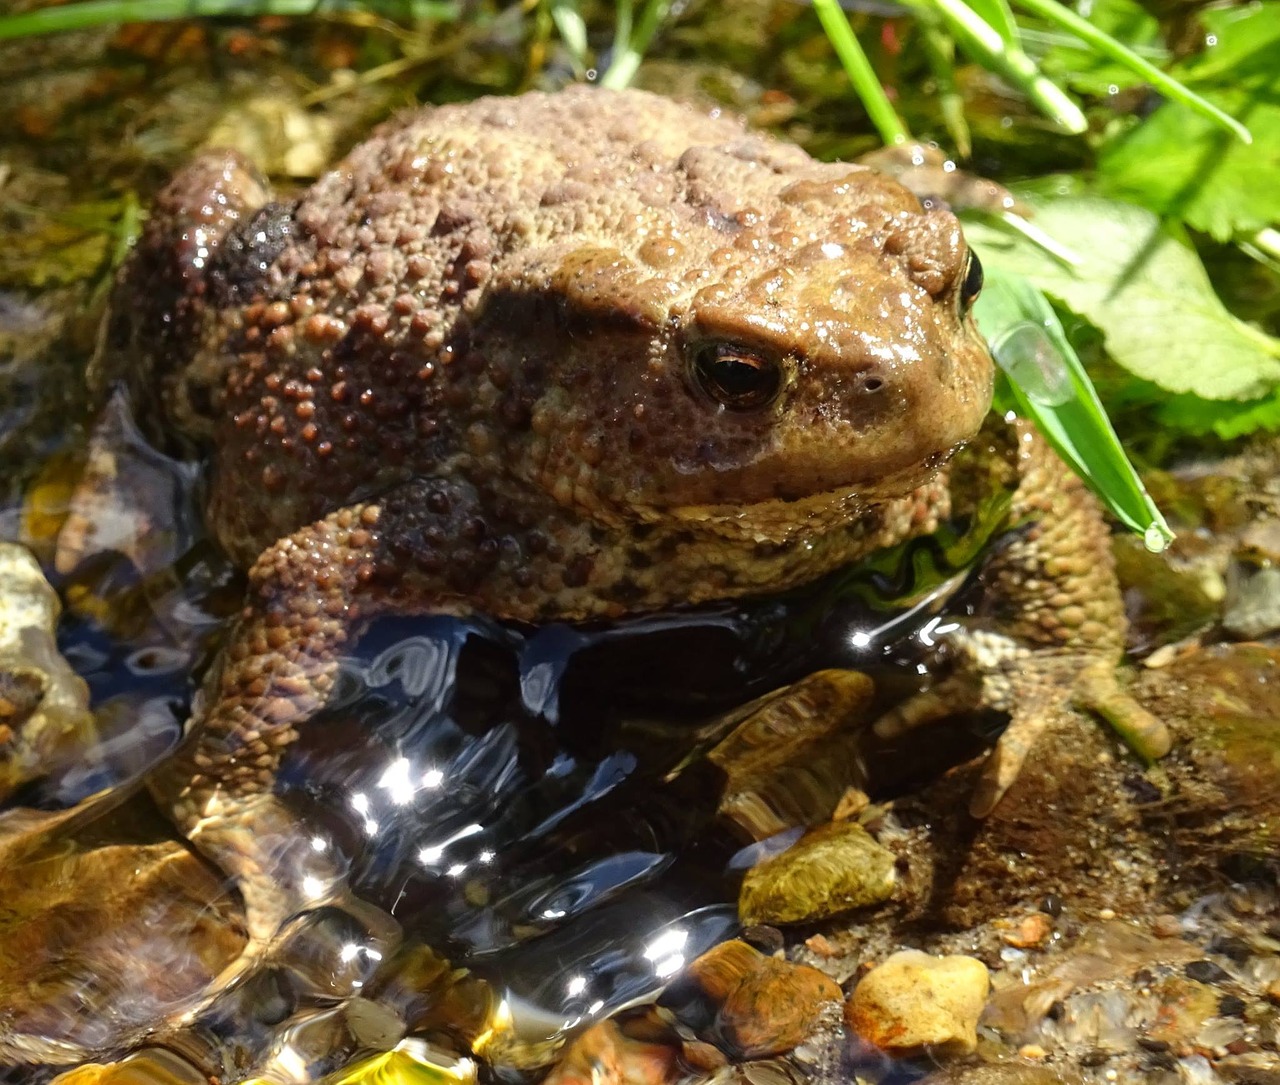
top-left (859, 374), bottom-right (884, 394)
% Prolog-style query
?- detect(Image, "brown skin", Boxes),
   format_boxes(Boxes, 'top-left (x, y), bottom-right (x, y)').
top-left (97, 88), bottom-right (1162, 986)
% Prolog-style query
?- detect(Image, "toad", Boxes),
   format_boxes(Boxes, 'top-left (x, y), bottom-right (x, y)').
top-left (95, 86), bottom-right (1165, 991)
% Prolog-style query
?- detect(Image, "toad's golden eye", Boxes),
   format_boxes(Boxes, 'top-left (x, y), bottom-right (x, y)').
top-left (960, 249), bottom-right (984, 316)
top-left (691, 342), bottom-right (784, 411)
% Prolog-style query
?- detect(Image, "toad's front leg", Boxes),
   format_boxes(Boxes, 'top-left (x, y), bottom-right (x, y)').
top-left (150, 477), bottom-right (623, 1010)
top-left (149, 500), bottom-right (401, 1008)
top-left (875, 419), bottom-right (1170, 816)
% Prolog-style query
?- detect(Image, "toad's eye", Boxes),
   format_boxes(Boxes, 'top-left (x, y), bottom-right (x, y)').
top-left (959, 249), bottom-right (984, 315)
top-left (691, 342), bottom-right (783, 411)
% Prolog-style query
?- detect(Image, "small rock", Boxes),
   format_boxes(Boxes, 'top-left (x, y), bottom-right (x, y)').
top-left (0, 838), bottom-right (245, 1064)
top-left (343, 996), bottom-right (405, 1050)
top-left (687, 940), bottom-right (842, 1059)
top-left (740, 925), bottom-right (784, 956)
top-left (1217, 1054), bottom-right (1280, 1083)
top-left (845, 950), bottom-right (989, 1056)
top-left (1153, 914), bottom-right (1184, 938)
top-left (1146, 975), bottom-right (1221, 1046)
top-left (1207, 935), bottom-right (1252, 963)
top-left (1002, 913), bottom-right (1053, 949)
top-left (918, 1065), bottom-right (1078, 1085)
top-left (1218, 994), bottom-right (1246, 1017)
top-left (0, 542), bottom-right (95, 803)
top-left (291, 1039), bottom-right (479, 1085)
top-left (738, 819), bottom-right (895, 926)
top-left (679, 1039), bottom-right (728, 1073)
top-left (1185, 959), bottom-right (1232, 984)
top-left (1196, 1013), bottom-right (1245, 1051)
top-left (804, 933), bottom-right (838, 958)
top-left (542, 1021), bottom-right (678, 1085)
top-left (1266, 978), bottom-right (1280, 1005)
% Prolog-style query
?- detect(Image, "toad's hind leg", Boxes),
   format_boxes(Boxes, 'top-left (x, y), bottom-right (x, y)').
top-left (875, 420), bottom-right (1170, 816)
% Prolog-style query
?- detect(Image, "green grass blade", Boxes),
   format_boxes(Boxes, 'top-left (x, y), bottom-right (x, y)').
top-left (549, 0), bottom-right (589, 68)
top-left (964, 0), bottom-right (1020, 45)
top-left (1010, 0), bottom-right (1251, 144)
top-left (812, 0), bottom-right (910, 146)
top-left (0, 0), bottom-right (457, 39)
top-left (973, 266), bottom-right (1173, 550)
top-left (923, 0), bottom-right (1087, 133)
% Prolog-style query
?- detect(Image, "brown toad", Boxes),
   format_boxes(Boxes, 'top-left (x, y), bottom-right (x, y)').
top-left (96, 86), bottom-right (1163, 987)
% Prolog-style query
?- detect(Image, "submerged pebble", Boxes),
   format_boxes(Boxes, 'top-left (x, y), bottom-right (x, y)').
top-left (48, 1048), bottom-right (209, 1085)
top-left (686, 939), bottom-right (842, 1059)
top-left (0, 841), bottom-right (244, 1066)
top-left (738, 819), bottom-right (896, 926)
top-left (845, 950), bottom-right (990, 1055)
top-left (541, 1021), bottom-right (679, 1085)
top-left (0, 541), bottom-right (95, 803)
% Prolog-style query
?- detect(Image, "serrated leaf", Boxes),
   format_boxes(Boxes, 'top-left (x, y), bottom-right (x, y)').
top-left (1096, 87), bottom-right (1280, 240)
top-left (962, 196), bottom-right (1280, 399)
top-left (1172, 2), bottom-right (1280, 87)
top-left (1095, 2), bottom-right (1280, 238)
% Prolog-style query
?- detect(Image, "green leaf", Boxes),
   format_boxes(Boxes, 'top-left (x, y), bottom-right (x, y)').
top-left (0, 0), bottom-right (459, 39)
top-left (1097, 88), bottom-right (1280, 241)
top-left (1095, 2), bottom-right (1280, 239)
top-left (548, 0), bottom-right (588, 67)
top-left (811, 0), bottom-right (910, 146)
top-left (1171, 2), bottom-right (1280, 88)
top-left (1010, 0), bottom-right (1250, 142)
top-left (918, 0), bottom-right (1088, 132)
top-left (962, 195), bottom-right (1280, 400)
top-left (1156, 392), bottom-right (1280, 439)
top-left (973, 268), bottom-right (1172, 548)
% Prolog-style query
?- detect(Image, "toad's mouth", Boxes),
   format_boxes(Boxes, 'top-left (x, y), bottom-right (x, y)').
top-left (662, 441), bottom-right (963, 545)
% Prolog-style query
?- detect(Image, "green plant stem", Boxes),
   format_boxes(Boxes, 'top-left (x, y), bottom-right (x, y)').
top-left (916, 15), bottom-right (971, 156)
top-left (0, 0), bottom-right (457, 39)
top-left (1242, 227), bottom-right (1280, 269)
top-left (1010, 0), bottom-right (1251, 144)
top-left (927, 0), bottom-right (1087, 133)
top-left (600, 0), bottom-right (671, 88)
top-left (611, 0), bottom-right (634, 69)
top-left (812, 0), bottom-right (909, 145)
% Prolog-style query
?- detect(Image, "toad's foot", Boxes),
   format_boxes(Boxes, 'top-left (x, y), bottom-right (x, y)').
top-left (875, 419), bottom-right (1170, 816)
top-left (875, 636), bottom-right (1168, 816)
top-left (156, 792), bottom-right (403, 1027)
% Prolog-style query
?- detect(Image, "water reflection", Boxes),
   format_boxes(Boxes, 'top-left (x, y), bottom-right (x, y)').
top-left (266, 536), bottom-right (988, 1049)
top-left (2, 505), bottom-right (1000, 1078)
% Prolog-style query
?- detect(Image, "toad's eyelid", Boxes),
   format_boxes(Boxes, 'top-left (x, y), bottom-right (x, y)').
top-left (685, 311), bottom-right (809, 366)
